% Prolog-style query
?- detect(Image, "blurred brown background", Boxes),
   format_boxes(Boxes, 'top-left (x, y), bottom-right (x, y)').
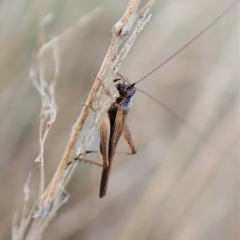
top-left (0, 0), bottom-right (239, 239)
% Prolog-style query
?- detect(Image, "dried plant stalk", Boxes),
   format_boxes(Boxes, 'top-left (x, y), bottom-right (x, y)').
top-left (12, 7), bottom-right (102, 240)
top-left (13, 0), bottom-right (155, 239)
top-left (40, 0), bottom-right (155, 212)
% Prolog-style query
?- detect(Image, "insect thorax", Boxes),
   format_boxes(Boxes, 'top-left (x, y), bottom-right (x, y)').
top-left (116, 96), bottom-right (132, 109)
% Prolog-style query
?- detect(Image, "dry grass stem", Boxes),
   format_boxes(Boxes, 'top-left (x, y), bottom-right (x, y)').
top-left (41, 0), bottom-right (155, 211)
top-left (13, 1), bottom-right (155, 239)
top-left (12, 7), bottom-right (102, 240)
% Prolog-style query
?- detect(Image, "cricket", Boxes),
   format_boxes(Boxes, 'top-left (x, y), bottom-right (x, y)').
top-left (97, 75), bottom-right (137, 197)
top-left (74, 2), bottom-right (237, 198)
top-left (75, 73), bottom-right (137, 197)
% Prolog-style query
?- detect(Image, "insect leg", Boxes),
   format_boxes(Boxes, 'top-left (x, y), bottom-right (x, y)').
top-left (74, 113), bottom-right (111, 168)
top-left (84, 150), bottom-right (135, 155)
top-left (74, 99), bottom-right (115, 170)
top-left (122, 120), bottom-right (137, 154)
top-left (84, 120), bottom-right (137, 156)
top-left (90, 71), bottom-right (115, 100)
top-left (74, 155), bottom-right (104, 167)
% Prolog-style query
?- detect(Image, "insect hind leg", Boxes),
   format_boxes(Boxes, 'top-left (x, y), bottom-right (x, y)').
top-left (122, 120), bottom-right (137, 154)
top-left (74, 149), bottom-right (135, 168)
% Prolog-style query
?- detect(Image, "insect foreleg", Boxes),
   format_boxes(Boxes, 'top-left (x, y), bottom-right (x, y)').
top-left (90, 71), bottom-right (115, 100)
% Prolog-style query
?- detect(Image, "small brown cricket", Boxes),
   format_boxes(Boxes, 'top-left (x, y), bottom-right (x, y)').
top-left (98, 74), bottom-right (137, 197)
top-left (75, 73), bottom-right (137, 198)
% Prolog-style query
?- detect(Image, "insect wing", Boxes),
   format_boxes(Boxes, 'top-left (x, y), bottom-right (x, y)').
top-left (99, 108), bottom-right (128, 198)
top-left (99, 114), bottom-right (111, 168)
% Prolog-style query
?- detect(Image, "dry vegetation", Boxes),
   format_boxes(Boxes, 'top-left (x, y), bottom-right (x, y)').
top-left (0, 0), bottom-right (239, 239)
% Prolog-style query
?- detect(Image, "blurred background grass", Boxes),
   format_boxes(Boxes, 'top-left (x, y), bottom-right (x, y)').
top-left (0, 0), bottom-right (238, 239)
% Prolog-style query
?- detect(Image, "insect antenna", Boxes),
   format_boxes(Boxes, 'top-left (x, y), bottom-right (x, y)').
top-left (126, 1), bottom-right (238, 152)
top-left (135, 87), bottom-right (216, 150)
top-left (134, 1), bottom-right (238, 85)
top-left (88, 1), bottom-right (238, 153)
